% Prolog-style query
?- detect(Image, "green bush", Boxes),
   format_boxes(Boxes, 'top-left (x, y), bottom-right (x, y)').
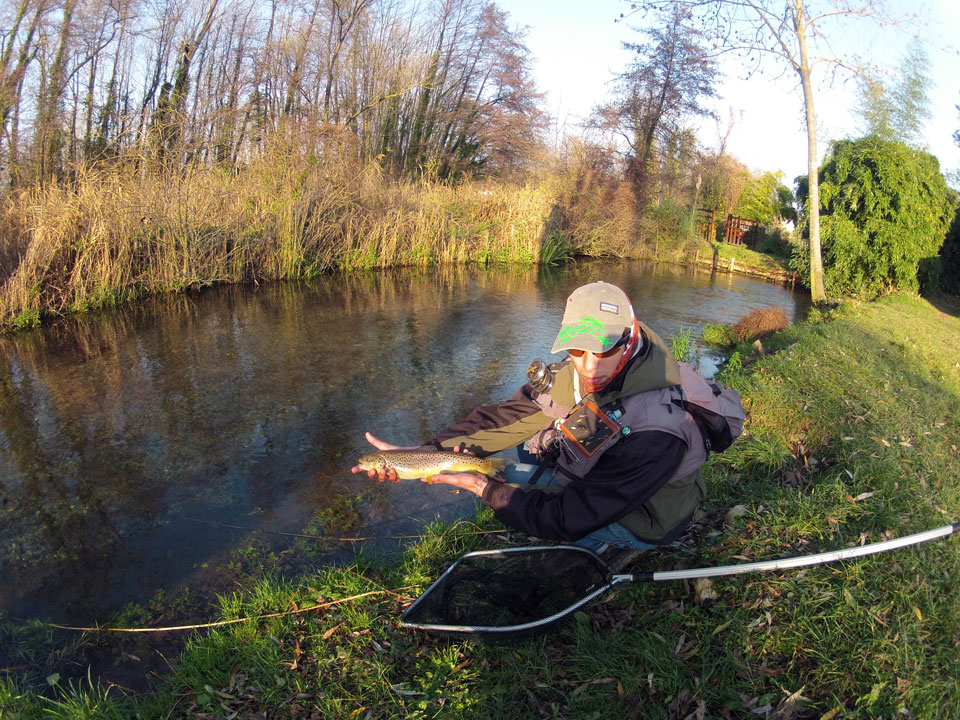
top-left (12, 309), bottom-right (41, 331)
top-left (746, 225), bottom-right (794, 261)
top-left (792, 136), bottom-right (956, 298)
top-left (702, 322), bottom-right (736, 347)
top-left (941, 202), bottom-right (960, 295)
top-left (539, 231), bottom-right (572, 266)
top-left (736, 170), bottom-right (797, 226)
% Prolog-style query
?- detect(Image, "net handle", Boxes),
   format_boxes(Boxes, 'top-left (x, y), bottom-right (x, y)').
top-left (400, 524), bottom-right (958, 639)
top-left (625, 523), bottom-right (960, 584)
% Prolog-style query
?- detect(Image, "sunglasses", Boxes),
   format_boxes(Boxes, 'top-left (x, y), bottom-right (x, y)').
top-left (567, 331), bottom-right (629, 359)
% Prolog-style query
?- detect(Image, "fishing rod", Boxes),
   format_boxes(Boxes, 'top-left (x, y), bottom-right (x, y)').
top-left (400, 521), bottom-right (960, 639)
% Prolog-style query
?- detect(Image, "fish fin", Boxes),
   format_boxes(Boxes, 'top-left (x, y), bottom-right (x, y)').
top-left (488, 457), bottom-right (508, 475)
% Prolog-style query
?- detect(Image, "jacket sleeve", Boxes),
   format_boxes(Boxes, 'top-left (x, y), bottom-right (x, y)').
top-left (480, 430), bottom-right (687, 541)
top-left (430, 383), bottom-right (552, 456)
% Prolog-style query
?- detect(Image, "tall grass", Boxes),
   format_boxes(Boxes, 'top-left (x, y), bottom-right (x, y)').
top-left (1, 132), bottom-right (764, 332)
top-left (0, 136), bottom-right (576, 330)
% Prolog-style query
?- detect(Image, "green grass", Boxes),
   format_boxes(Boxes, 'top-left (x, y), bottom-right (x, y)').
top-left (713, 241), bottom-right (789, 272)
top-left (2, 292), bottom-right (959, 718)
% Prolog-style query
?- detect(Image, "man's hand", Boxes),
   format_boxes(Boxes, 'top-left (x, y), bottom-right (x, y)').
top-left (350, 432), bottom-right (417, 483)
top-left (423, 472), bottom-right (498, 497)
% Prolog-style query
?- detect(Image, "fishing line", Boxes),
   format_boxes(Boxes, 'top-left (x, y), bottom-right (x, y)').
top-left (44, 587), bottom-right (417, 634)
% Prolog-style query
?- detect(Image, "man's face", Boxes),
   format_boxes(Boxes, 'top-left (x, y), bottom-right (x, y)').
top-left (568, 345), bottom-right (625, 392)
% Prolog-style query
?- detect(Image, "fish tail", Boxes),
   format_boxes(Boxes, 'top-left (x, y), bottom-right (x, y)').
top-left (488, 457), bottom-right (507, 475)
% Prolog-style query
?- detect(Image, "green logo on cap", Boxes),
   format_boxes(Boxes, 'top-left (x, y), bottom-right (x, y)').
top-left (557, 317), bottom-right (615, 348)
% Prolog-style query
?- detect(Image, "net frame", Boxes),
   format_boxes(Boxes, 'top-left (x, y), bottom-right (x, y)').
top-left (400, 523), bottom-right (959, 641)
top-left (400, 545), bottom-right (619, 640)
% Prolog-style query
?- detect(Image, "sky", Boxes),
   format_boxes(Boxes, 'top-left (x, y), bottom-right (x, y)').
top-left (506, 0), bottom-right (960, 186)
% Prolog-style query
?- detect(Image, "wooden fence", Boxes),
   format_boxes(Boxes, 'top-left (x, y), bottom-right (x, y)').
top-left (696, 208), bottom-right (760, 246)
top-left (696, 207), bottom-right (716, 242)
top-left (724, 214), bottom-right (759, 246)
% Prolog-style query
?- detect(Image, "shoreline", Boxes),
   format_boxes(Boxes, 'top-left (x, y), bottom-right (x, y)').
top-left (0, 246), bottom-right (805, 336)
top-left (2, 292), bottom-right (958, 717)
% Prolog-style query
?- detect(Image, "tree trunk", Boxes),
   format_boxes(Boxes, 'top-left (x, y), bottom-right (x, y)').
top-left (284, 0), bottom-right (320, 117)
top-left (406, 40), bottom-right (441, 176)
top-left (0, 1), bottom-right (38, 135)
top-left (150, 0), bottom-right (220, 165)
top-left (0, 3), bottom-right (43, 181)
top-left (35, 0), bottom-right (78, 181)
top-left (795, 9), bottom-right (827, 302)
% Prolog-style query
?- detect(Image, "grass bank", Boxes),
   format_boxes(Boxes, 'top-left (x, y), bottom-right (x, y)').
top-left (3, 292), bottom-right (958, 718)
top-left (686, 242), bottom-right (801, 287)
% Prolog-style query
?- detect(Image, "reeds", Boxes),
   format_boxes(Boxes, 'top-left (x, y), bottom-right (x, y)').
top-left (0, 140), bottom-right (597, 329)
top-left (1, 129), bottom-right (702, 330)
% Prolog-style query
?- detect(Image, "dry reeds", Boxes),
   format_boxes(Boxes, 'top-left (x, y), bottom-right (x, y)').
top-left (0, 137), bottom-right (567, 329)
top-left (0, 129), bottom-right (680, 331)
top-left (733, 306), bottom-right (790, 341)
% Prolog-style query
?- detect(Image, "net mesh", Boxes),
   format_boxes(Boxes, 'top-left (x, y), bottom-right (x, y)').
top-left (401, 547), bottom-right (610, 633)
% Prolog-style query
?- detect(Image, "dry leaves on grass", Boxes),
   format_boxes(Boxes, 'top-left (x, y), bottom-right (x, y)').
top-left (667, 689), bottom-right (706, 720)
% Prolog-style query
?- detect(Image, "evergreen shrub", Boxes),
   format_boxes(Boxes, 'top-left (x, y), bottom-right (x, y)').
top-left (702, 323), bottom-right (737, 347)
top-left (792, 135), bottom-right (956, 299)
top-left (941, 203), bottom-right (960, 296)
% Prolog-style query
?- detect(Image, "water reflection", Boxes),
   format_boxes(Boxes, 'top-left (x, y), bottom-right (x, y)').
top-left (0, 261), bottom-right (808, 623)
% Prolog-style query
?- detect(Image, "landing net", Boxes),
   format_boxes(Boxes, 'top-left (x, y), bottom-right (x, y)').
top-left (401, 546), bottom-right (611, 638)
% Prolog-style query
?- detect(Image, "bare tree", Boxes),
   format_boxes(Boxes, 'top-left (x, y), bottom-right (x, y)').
top-left (33, 0), bottom-right (78, 179)
top-left (627, 0), bottom-right (912, 302)
top-left (437, 2), bottom-right (546, 177)
top-left (0, 0), bottom-right (545, 183)
top-left (148, 0), bottom-right (219, 165)
top-left (595, 4), bottom-right (718, 206)
top-left (0, 0), bottom-right (49, 178)
top-left (321, 0), bottom-right (374, 123)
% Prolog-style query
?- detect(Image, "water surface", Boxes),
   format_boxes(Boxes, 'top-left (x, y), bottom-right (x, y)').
top-left (0, 261), bottom-right (809, 624)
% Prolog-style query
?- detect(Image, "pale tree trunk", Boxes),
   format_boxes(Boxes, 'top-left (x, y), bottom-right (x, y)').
top-left (151, 0), bottom-right (220, 165)
top-left (322, 0), bottom-right (372, 124)
top-left (0, 4), bottom-right (43, 182)
top-left (794, 4), bottom-right (827, 303)
top-left (284, 0), bottom-right (321, 117)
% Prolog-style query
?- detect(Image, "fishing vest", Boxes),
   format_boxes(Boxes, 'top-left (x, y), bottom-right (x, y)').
top-left (528, 325), bottom-right (710, 543)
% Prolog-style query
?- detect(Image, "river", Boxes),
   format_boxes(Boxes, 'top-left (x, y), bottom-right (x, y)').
top-left (0, 260), bottom-right (809, 626)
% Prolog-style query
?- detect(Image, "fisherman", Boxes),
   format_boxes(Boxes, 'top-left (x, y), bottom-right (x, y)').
top-left (352, 281), bottom-right (741, 566)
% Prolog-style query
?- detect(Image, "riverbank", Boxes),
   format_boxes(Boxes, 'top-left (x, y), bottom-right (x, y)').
top-left (2, 292), bottom-right (958, 718)
top-left (694, 242), bottom-right (802, 287)
top-left (0, 155), bottom-right (798, 333)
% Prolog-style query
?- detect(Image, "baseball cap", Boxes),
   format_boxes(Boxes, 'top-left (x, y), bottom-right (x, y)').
top-left (551, 282), bottom-right (634, 354)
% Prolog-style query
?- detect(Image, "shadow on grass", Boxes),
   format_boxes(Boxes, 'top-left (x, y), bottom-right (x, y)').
top-left (924, 291), bottom-right (960, 319)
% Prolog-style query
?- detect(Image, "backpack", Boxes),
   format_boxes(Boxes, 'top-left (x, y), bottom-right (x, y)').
top-left (673, 362), bottom-right (745, 453)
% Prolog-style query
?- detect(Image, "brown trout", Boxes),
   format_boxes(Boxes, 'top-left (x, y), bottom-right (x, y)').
top-left (356, 450), bottom-right (507, 479)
